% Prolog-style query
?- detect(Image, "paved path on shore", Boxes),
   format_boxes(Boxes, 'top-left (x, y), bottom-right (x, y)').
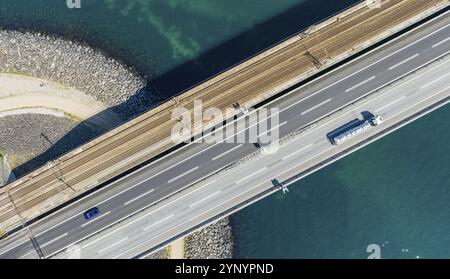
top-left (0, 73), bottom-right (122, 130)
top-left (168, 238), bottom-right (185, 259)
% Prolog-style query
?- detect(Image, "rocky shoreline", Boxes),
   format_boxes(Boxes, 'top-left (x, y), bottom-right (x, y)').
top-left (146, 217), bottom-right (234, 259)
top-left (0, 30), bottom-right (234, 258)
top-left (185, 217), bottom-right (233, 259)
top-left (0, 30), bottom-right (160, 120)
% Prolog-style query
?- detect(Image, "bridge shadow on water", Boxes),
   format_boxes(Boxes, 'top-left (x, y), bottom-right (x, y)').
top-left (12, 0), bottom-right (359, 178)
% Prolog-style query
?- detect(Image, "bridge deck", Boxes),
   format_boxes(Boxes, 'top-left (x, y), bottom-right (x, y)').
top-left (0, 0), bottom-right (448, 233)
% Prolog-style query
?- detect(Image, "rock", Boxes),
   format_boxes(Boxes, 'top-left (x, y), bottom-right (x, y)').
top-left (185, 217), bottom-right (233, 259)
top-left (0, 30), bottom-right (162, 120)
top-left (145, 248), bottom-right (168, 259)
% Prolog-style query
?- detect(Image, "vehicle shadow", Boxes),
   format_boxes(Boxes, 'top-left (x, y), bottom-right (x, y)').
top-left (326, 111), bottom-right (375, 144)
top-left (11, 0), bottom-right (359, 178)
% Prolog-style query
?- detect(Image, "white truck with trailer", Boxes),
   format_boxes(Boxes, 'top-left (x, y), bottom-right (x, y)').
top-left (331, 115), bottom-right (383, 145)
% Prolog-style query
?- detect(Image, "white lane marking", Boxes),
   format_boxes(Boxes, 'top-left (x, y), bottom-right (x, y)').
top-left (212, 144), bottom-right (243, 161)
top-left (432, 37), bottom-right (450, 48)
top-left (35, 213), bottom-right (81, 237)
top-left (385, 85), bottom-right (450, 120)
top-left (235, 167), bottom-right (267, 184)
top-left (81, 211), bottom-right (111, 228)
top-left (0, 240), bottom-right (29, 257)
top-left (376, 96), bottom-right (406, 112)
top-left (112, 79), bottom-right (450, 259)
top-left (41, 233), bottom-right (69, 248)
top-left (297, 23), bottom-right (450, 102)
top-left (123, 189), bottom-right (155, 206)
top-left (258, 121), bottom-right (287, 137)
top-left (80, 59), bottom-right (450, 254)
top-left (113, 180), bottom-right (273, 258)
top-left (143, 214), bottom-right (175, 231)
top-left (270, 121), bottom-right (287, 131)
top-left (80, 181), bottom-right (219, 249)
top-left (301, 98), bottom-right (332, 115)
top-left (374, 23), bottom-right (449, 66)
top-left (113, 70), bottom-right (450, 259)
top-left (34, 200), bottom-right (113, 239)
top-left (168, 166), bottom-right (199, 184)
top-left (36, 46), bottom-right (449, 243)
top-left (189, 191), bottom-right (221, 208)
top-left (105, 27), bottom-right (422, 190)
top-left (43, 24), bottom-right (450, 258)
top-left (55, 54), bottom-right (450, 239)
top-left (27, 20), bottom-right (450, 242)
top-left (345, 76), bottom-right (376, 92)
top-left (97, 237), bottom-right (128, 254)
top-left (419, 72), bottom-right (450, 90)
top-left (282, 144), bottom-right (313, 160)
top-left (112, 143), bottom-right (326, 259)
top-left (388, 53), bottom-right (419, 70)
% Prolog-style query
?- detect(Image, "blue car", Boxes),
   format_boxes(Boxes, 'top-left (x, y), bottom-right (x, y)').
top-left (84, 207), bottom-right (100, 220)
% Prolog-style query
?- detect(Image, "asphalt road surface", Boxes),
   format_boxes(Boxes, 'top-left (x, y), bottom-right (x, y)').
top-left (58, 53), bottom-right (449, 259)
top-left (0, 11), bottom-right (449, 259)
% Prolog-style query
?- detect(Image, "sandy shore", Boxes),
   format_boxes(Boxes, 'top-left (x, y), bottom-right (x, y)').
top-left (0, 30), bottom-right (160, 120)
top-left (0, 73), bottom-right (122, 130)
top-left (168, 238), bottom-right (185, 259)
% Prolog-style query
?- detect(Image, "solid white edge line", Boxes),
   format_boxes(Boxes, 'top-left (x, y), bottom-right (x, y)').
top-left (29, 20), bottom-right (450, 239)
top-left (80, 180), bottom-right (219, 249)
top-left (53, 55), bottom-right (450, 258)
top-left (86, 81), bottom-right (450, 259)
top-left (40, 16), bottom-right (450, 258)
top-left (49, 52), bottom-right (450, 259)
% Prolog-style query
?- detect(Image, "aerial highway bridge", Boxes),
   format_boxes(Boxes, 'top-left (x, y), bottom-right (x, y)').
top-left (0, 0), bottom-right (449, 258)
top-left (0, 0), bottom-right (446, 233)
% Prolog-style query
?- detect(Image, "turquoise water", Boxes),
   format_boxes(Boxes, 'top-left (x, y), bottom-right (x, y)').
top-left (1, 0), bottom-right (448, 258)
top-left (233, 105), bottom-right (450, 259)
top-left (0, 0), bottom-right (357, 96)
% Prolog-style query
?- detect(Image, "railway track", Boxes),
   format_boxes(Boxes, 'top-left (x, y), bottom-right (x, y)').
top-left (3, 1), bottom-right (396, 203)
top-left (0, 0), bottom-right (447, 233)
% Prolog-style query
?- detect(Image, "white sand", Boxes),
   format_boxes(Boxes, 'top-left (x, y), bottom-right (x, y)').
top-left (0, 73), bottom-right (123, 129)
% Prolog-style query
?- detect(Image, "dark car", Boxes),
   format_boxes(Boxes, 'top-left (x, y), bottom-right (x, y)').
top-left (84, 207), bottom-right (100, 220)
